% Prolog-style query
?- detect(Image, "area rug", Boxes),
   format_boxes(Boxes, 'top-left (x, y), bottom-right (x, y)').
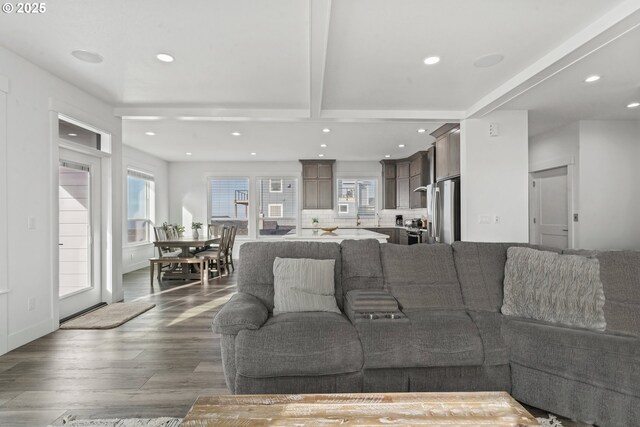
top-left (538, 414), bottom-right (563, 426)
top-left (59, 303), bottom-right (155, 329)
top-left (52, 417), bottom-right (181, 427)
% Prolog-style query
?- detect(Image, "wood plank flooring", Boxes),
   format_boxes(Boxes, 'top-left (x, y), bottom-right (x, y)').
top-left (0, 267), bottom-right (588, 427)
top-left (0, 268), bottom-right (235, 426)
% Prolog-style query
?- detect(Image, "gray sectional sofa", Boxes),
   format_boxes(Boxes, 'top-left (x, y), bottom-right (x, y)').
top-left (212, 240), bottom-right (640, 426)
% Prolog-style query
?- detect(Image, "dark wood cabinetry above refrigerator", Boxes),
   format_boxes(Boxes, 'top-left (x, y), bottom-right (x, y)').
top-left (381, 150), bottom-right (433, 209)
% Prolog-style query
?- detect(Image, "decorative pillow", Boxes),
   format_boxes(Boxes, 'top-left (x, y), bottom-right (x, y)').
top-left (273, 257), bottom-right (340, 315)
top-left (502, 247), bottom-right (606, 330)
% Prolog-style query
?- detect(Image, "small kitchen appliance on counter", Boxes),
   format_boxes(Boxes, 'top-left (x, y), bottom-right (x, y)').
top-left (395, 215), bottom-right (403, 226)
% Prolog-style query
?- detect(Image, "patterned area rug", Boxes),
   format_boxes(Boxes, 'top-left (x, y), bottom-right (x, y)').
top-left (59, 303), bottom-right (155, 329)
top-left (538, 414), bottom-right (564, 426)
top-left (51, 417), bottom-right (181, 427)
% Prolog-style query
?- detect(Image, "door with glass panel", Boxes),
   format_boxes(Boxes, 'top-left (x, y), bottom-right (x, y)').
top-left (58, 148), bottom-right (101, 319)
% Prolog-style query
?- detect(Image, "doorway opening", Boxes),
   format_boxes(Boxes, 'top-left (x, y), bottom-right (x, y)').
top-left (530, 166), bottom-right (572, 249)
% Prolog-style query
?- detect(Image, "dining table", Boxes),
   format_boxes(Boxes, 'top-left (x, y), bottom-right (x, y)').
top-left (153, 235), bottom-right (221, 281)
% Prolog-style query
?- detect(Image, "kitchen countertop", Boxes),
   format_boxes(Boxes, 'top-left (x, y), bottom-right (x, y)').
top-left (284, 228), bottom-right (389, 243)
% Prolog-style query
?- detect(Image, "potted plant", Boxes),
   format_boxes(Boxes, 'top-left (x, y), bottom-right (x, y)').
top-left (191, 221), bottom-right (203, 239)
top-left (175, 224), bottom-right (186, 237)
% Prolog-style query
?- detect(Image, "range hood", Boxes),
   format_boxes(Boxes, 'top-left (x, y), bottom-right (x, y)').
top-left (413, 186), bottom-right (430, 192)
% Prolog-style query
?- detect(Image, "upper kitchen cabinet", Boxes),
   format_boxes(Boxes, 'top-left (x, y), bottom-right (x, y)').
top-left (381, 160), bottom-right (397, 209)
top-left (395, 160), bottom-right (410, 209)
top-left (409, 151), bottom-right (432, 209)
top-left (300, 159), bottom-right (335, 209)
top-left (432, 124), bottom-right (460, 181)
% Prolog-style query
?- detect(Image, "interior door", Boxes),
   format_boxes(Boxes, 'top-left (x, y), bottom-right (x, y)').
top-left (532, 167), bottom-right (569, 249)
top-left (58, 148), bottom-right (101, 319)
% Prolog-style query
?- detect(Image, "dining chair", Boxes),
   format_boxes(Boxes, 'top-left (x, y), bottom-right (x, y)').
top-left (225, 225), bottom-right (237, 272)
top-left (208, 223), bottom-right (223, 239)
top-left (152, 226), bottom-right (181, 282)
top-left (198, 226), bottom-right (229, 279)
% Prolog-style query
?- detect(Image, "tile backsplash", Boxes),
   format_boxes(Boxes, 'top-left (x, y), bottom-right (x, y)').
top-left (301, 209), bottom-right (428, 228)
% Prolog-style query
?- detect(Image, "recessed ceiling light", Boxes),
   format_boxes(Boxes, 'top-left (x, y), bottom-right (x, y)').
top-left (318, 154), bottom-right (325, 157)
top-left (627, 102), bottom-right (640, 108)
top-left (384, 155), bottom-right (391, 158)
top-left (145, 131), bottom-right (155, 136)
top-left (322, 128), bottom-right (331, 133)
top-left (251, 152), bottom-right (257, 156)
top-left (68, 133), bottom-right (77, 137)
top-left (71, 50), bottom-right (103, 64)
top-left (473, 54), bottom-right (504, 68)
top-left (423, 56), bottom-right (440, 65)
top-left (231, 132), bottom-right (241, 136)
top-left (320, 144), bottom-right (327, 148)
top-left (186, 152), bottom-right (192, 156)
top-left (584, 75), bottom-right (601, 83)
top-left (417, 129), bottom-right (426, 133)
top-left (156, 53), bottom-right (174, 63)
top-left (398, 144), bottom-right (405, 148)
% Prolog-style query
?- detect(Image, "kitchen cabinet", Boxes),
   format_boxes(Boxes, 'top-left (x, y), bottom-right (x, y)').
top-left (395, 161), bottom-right (410, 209)
top-left (381, 160), bottom-right (397, 209)
top-left (409, 151), bottom-right (431, 209)
top-left (432, 124), bottom-right (460, 181)
top-left (398, 228), bottom-right (409, 245)
top-left (300, 159), bottom-right (335, 209)
top-left (409, 174), bottom-right (423, 209)
top-left (366, 228), bottom-right (398, 244)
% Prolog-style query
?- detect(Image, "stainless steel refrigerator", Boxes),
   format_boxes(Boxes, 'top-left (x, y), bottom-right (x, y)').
top-left (426, 177), bottom-right (460, 244)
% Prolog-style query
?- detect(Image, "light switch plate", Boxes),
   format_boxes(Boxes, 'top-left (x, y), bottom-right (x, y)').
top-left (27, 216), bottom-right (36, 230)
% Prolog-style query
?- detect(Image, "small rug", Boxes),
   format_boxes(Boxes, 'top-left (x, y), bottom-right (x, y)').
top-left (538, 414), bottom-right (564, 426)
top-left (60, 303), bottom-right (155, 329)
top-left (51, 417), bottom-right (181, 427)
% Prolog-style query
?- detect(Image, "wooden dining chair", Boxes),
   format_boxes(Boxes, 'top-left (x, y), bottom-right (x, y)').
top-left (151, 226), bottom-right (181, 283)
top-left (225, 225), bottom-right (237, 272)
top-left (198, 226), bottom-right (229, 279)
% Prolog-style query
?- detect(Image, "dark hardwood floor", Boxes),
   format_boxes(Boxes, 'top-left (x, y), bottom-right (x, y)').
top-left (0, 268), bottom-right (235, 426)
top-left (0, 267), bottom-right (588, 426)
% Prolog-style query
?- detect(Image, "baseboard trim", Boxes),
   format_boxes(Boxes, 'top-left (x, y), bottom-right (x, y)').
top-left (8, 317), bottom-right (55, 351)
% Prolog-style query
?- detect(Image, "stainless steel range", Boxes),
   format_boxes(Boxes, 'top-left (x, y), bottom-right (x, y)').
top-left (404, 218), bottom-right (424, 245)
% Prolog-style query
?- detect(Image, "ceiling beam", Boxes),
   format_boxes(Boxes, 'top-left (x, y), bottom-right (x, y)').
top-left (466, 0), bottom-right (640, 118)
top-left (114, 107), bottom-right (310, 121)
top-left (309, 0), bottom-right (332, 119)
top-left (320, 109), bottom-right (464, 122)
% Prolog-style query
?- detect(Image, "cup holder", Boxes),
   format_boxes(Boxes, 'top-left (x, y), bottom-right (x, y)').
top-left (362, 313), bottom-right (379, 320)
top-left (384, 313), bottom-right (403, 320)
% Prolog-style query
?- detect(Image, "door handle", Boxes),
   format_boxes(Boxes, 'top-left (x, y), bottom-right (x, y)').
top-left (562, 229), bottom-right (568, 232)
top-left (58, 243), bottom-right (63, 246)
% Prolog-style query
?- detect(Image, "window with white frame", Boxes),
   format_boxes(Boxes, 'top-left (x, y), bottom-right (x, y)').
top-left (269, 179), bottom-right (283, 193)
top-left (208, 178), bottom-right (250, 236)
top-left (336, 178), bottom-right (377, 217)
top-left (258, 177), bottom-right (297, 236)
top-left (127, 169), bottom-right (155, 244)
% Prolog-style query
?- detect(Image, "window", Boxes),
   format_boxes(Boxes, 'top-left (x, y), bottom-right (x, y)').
top-left (208, 178), bottom-right (249, 236)
top-left (268, 204), bottom-right (283, 218)
top-left (258, 177), bottom-right (297, 236)
top-left (269, 179), bottom-right (283, 193)
top-left (127, 169), bottom-right (155, 244)
top-left (336, 178), bottom-right (377, 218)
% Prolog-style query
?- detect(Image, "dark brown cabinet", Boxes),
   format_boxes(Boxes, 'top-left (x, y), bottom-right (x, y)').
top-left (397, 228), bottom-right (409, 245)
top-left (366, 228), bottom-right (399, 244)
top-left (432, 124), bottom-right (460, 181)
top-left (395, 161), bottom-right (410, 209)
top-left (381, 150), bottom-right (433, 210)
top-left (300, 159), bottom-right (335, 209)
top-left (381, 161), bottom-right (397, 209)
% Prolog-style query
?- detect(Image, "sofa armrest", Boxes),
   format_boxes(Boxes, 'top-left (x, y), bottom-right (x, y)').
top-left (212, 292), bottom-right (269, 335)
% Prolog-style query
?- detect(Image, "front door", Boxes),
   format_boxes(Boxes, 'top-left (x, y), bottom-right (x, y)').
top-left (58, 148), bottom-right (101, 319)
top-left (531, 166), bottom-right (569, 249)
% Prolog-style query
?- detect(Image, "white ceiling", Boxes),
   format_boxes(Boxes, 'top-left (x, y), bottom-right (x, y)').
top-left (0, 0), bottom-right (637, 160)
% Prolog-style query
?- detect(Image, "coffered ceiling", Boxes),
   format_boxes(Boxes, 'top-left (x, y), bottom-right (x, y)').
top-left (0, 0), bottom-right (638, 159)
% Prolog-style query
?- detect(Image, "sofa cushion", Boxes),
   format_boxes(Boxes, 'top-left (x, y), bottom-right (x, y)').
top-left (380, 244), bottom-right (463, 310)
top-left (404, 310), bottom-right (484, 367)
top-left (596, 250), bottom-right (640, 337)
top-left (238, 242), bottom-right (342, 310)
top-left (452, 242), bottom-right (562, 312)
top-left (504, 317), bottom-right (640, 398)
top-left (341, 239), bottom-right (384, 295)
top-left (502, 247), bottom-right (606, 330)
top-left (235, 312), bottom-right (363, 378)
top-left (272, 257), bottom-right (340, 315)
top-left (467, 311), bottom-right (509, 366)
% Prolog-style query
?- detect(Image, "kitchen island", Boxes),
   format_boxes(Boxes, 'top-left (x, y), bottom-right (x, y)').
top-left (283, 228), bottom-right (389, 243)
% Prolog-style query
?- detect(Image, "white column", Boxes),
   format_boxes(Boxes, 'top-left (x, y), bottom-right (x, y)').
top-left (460, 110), bottom-right (529, 242)
top-left (0, 76), bottom-right (8, 355)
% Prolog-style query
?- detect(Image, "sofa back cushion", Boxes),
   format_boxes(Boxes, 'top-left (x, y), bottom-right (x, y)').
top-left (589, 250), bottom-right (640, 337)
top-left (452, 242), bottom-right (561, 312)
top-left (341, 239), bottom-right (384, 296)
top-left (502, 247), bottom-right (606, 330)
top-left (238, 242), bottom-right (342, 311)
top-left (380, 243), bottom-right (463, 310)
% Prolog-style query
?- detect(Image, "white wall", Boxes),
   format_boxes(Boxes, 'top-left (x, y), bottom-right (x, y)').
top-left (0, 77), bottom-right (9, 355)
top-left (122, 145), bottom-right (169, 273)
top-left (461, 110), bottom-right (529, 242)
top-left (0, 46), bottom-right (122, 354)
top-left (578, 120), bottom-right (640, 250)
